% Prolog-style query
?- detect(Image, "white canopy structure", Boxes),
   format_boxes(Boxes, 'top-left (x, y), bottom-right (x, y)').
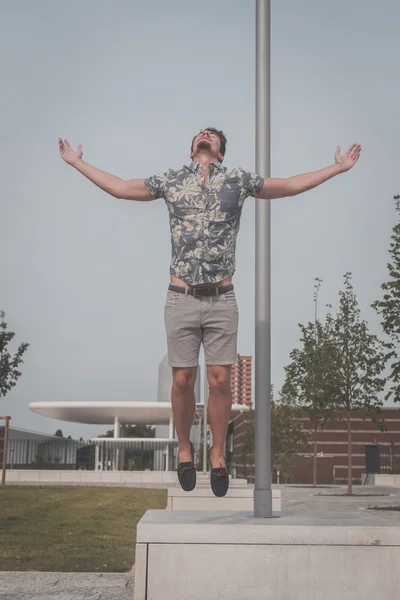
top-left (29, 401), bottom-right (248, 428)
top-left (28, 401), bottom-right (249, 472)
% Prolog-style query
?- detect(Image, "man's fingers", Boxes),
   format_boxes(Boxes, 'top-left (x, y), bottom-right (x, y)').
top-left (64, 140), bottom-right (73, 151)
top-left (346, 143), bottom-right (357, 155)
top-left (58, 138), bottom-right (66, 153)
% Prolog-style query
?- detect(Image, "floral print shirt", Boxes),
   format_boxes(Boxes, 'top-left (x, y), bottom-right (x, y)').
top-left (144, 161), bottom-right (264, 286)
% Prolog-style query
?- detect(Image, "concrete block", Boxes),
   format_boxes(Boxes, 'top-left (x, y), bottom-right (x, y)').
top-left (141, 472), bottom-right (162, 483)
top-left (18, 470), bottom-right (41, 482)
top-left (59, 471), bottom-right (81, 483)
top-left (134, 510), bottom-right (400, 600)
top-left (361, 473), bottom-right (400, 487)
top-left (39, 471), bottom-right (62, 483)
top-left (134, 543), bottom-right (148, 600)
top-left (160, 472), bottom-right (178, 483)
top-left (121, 472), bottom-right (143, 483)
top-left (120, 471), bottom-right (137, 483)
top-left (146, 544), bottom-right (399, 600)
top-left (167, 487), bottom-right (281, 512)
top-left (99, 471), bottom-right (122, 483)
top-left (80, 471), bottom-right (101, 483)
top-left (193, 473), bottom-right (249, 488)
top-left (4, 471), bottom-right (19, 482)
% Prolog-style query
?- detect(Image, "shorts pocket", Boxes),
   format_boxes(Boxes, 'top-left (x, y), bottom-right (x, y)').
top-left (222, 290), bottom-right (239, 312)
top-left (164, 291), bottom-right (182, 319)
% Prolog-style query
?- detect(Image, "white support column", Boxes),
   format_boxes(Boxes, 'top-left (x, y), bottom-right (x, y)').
top-left (113, 416), bottom-right (121, 471)
top-left (113, 416), bottom-right (120, 438)
top-left (99, 442), bottom-right (104, 471)
top-left (94, 443), bottom-right (99, 470)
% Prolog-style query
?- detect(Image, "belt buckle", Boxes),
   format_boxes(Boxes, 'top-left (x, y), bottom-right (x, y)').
top-left (192, 287), bottom-right (207, 297)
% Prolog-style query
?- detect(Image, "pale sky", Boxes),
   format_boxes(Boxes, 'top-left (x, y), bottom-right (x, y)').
top-left (1, 0), bottom-right (399, 438)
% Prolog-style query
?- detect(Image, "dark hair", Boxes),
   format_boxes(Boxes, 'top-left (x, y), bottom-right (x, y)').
top-left (191, 127), bottom-right (227, 159)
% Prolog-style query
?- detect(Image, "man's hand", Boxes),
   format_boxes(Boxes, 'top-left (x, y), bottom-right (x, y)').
top-left (257, 142), bottom-right (363, 200)
top-left (59, 138), bottom-right (83, 166)
top-left (57, 138), bottom-right (154, 201)
top-left (334, 143), bottom-right (361, 173)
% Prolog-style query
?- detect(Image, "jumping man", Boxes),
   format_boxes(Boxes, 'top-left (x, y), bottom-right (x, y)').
top-left (59, 128), bottom-right (361, 496)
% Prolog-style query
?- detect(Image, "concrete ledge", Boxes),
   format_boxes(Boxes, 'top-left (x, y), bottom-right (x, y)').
top-left (193, 474), bottom-right (249, 488)
top-left (167, 487), bottom-right (281, 512)
top-left (134, 509), bottom-right (400, 600)
top-left (4, 469), bottom-right (249, 487)
top-left (362, 473), bottom-right (400, 486)
top-left (3, 470), bottom-right (179, 485)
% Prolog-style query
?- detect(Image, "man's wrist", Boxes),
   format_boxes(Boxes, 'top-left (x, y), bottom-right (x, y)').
top-left (72, 158), bottom-right (84, 170)
top-left (332, 162), bottom-right (344, 175)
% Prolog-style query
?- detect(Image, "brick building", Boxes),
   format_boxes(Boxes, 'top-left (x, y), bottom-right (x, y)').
top-left (232, 407), bottom-right (400, 484)
top-left (230, 354), bottom-right (252, 407)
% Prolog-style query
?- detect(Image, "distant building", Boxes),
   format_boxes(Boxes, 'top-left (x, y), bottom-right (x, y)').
top-left (232, 407), bottom-right (400, 484)
top-left (231, 354), bottom-right (252, 407)
top-left (0, 426), bottom-right (85, 469)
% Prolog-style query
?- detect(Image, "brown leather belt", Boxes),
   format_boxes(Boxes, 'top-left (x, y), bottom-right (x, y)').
top-left (168, 283), bottom-right (234, 297)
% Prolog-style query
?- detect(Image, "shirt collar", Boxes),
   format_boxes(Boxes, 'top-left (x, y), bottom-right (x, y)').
top-left (187, 160), bottom-right (224, 172)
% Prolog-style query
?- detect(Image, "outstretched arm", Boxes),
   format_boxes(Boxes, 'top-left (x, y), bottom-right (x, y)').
top-left (256, 144), bottom-right (361, 200)
top-left (58, 139), bottom-right (154, 201)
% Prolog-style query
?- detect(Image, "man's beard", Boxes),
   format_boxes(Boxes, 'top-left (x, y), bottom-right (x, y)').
top-left (197, 140), bottom-right (212, 151)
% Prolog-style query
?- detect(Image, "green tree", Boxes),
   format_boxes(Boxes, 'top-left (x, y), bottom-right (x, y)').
top-left (271, 394), bottom-right (311, 482)
top-left (372, 195), bottom-right (400, 403)
top-left (238, 416), bottom-right (255, 480)
top-left (282, 279), bottom-right (339, 486)
top-left (236, 392), bottom-right (310, 483)
top-left (99, 424), bottom-right (155, 439)
top-left (0, 311), bottom-right (29, 399)
top-left (333, 273), bottom-right (387, 494)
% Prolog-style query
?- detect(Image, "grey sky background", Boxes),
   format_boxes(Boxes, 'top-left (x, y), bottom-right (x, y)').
top-left (1, 0), bottom-right (398, 438)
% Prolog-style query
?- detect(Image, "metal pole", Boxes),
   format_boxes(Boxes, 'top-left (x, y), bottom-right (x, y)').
top-left (202, 353), bottom-right (208, 474)
top-left (1, 416), bottom-right (11, 487)
top-left (254, 0), bottom-right (273, 518)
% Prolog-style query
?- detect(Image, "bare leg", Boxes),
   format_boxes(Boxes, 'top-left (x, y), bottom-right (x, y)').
top-left (207, 365), bottom-right (232, 469)
top-left (171, 366), bottom-right (197, 463)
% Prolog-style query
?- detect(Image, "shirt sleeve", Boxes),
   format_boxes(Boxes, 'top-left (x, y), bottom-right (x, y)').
top-left (240, 169), bottom-right (264, 198)
top-left (144, 171), bottom-right (169, 199)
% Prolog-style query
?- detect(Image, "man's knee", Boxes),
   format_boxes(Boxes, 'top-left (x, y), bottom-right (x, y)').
top-left (172, 367), bottom-right (197, 392)
top-left (208, 366), bottom-right (232, 393)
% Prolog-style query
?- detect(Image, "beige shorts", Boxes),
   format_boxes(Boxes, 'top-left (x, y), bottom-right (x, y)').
top-left (164, 288), bottom-right (239, 368)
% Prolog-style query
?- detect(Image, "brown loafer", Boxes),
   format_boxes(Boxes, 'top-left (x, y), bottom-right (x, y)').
top-left (177, 441), bottom-right (196, 492)
top-left (209, 447), bottom-right (229, 497)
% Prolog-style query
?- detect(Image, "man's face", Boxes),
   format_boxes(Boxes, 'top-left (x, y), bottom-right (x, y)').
top-left (191, 130), bottom-right (223, 161)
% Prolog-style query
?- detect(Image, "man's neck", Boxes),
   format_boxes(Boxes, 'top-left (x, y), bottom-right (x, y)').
top-left (192, 152), bottom-right (219, 168)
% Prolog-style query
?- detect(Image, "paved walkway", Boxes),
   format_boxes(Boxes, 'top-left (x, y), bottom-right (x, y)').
top-left (1, 485), bottom-right (399, 599)
top-left (0, 572), bottom-right (134, 600)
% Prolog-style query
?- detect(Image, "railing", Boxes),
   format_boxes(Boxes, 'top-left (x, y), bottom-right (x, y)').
top-left (4, 438), bottom-right (237, 474)
top-left (5, 438), bottom-right (179, 472)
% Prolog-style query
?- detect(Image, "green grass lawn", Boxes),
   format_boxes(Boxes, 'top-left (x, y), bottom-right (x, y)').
top-left (0, 486), bottom-right (167, 572)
